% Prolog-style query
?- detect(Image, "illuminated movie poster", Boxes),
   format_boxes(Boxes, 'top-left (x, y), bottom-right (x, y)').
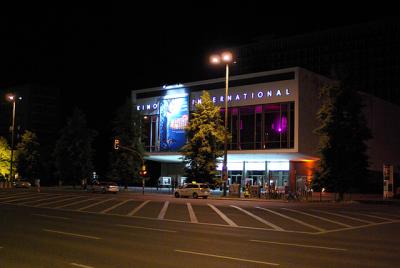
top-left (159, 92), bottom-right (189, 151)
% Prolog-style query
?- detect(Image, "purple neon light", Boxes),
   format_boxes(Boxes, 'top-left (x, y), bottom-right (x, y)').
top-left (272, 116), bottom-right (287, 133)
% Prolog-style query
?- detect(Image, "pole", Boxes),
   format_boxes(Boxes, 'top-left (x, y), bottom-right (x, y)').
top-left (222, 63), bottom-right (229, 197)
top-left (9, 100), bottom-right (16, 181)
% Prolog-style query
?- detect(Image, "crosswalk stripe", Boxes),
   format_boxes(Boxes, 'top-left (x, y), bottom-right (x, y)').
top-left (208, 204), bottom-right (238, 227)
top-left (257, 207), bottom-right (325, 232)
top-left (187, 203), bottom-right (198, 223)
top-left (78, 198), bottom-right (114, 211)
top-left (282, 208), bottom-right (352, 228)
top-left (311, 210), bottom-right (374, 224)
top-left (127, 200), bottom-right (150, 216)
top-left (101, 199), bottom-right (131, 214)
top-left (55, 197), bottom-right (99, 209)
top-left (158, 201), bottom-right (169, 219)
top-left (231, 205), bottom-right (284, 231)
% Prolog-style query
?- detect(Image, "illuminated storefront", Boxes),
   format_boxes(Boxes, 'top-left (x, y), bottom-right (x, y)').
top-left (132, 67), bottom-right (400, 191)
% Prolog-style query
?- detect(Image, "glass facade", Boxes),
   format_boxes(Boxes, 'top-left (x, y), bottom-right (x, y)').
top-left (222, 102), bottom-right (295, 150)
top-left (141, 100), bottom-right (295, 152)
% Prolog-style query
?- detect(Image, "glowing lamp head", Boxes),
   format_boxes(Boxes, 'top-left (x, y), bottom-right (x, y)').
top-left (6, 94), bottom-right (15, 102)
top-left (210, 54), bottom-right (221, 64)
top-left (221, 51), bottom-right (233, 63)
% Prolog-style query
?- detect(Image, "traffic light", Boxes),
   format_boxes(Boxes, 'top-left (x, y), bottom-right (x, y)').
top-left (114, 138), bottom-right (120, 150)
top-left (139, 164), bottom-right (148, 177)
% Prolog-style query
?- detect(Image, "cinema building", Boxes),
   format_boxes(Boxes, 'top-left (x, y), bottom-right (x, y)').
top-left (132, 67), bottom-right (400, 193)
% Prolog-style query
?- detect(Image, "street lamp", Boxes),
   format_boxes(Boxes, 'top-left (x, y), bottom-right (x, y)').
top-left (5, 93), bottom-right (20, 181)
top-left (210, 51), bottom-right (233, 197)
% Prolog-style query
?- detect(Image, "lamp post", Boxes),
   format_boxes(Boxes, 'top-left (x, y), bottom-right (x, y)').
top-left (6, 94), bottom-right (17, 181)
top-left (210, 51), bottom-right (233, 197)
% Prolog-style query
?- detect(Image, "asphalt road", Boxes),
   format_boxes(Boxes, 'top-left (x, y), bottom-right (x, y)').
top-left (0, 189), bottom-right (399, 267)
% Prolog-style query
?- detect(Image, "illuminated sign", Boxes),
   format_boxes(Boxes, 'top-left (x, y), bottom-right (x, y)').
top-left (137, 88), bottom-right (293, 112)
top-left (159, 92), bottom-right (189, 151)
top-left (191, 88), bottom-right (291, 106)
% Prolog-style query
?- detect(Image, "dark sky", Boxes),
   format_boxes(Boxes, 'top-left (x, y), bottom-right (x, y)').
top-left (0, 7), bottom-right (389, 173)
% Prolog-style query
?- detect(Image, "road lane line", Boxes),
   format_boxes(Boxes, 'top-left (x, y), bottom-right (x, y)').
top-left (37, 196), bottom-right (82, 207)
top-left (100, 199), bottom-right (131, 214)
top-left (17, 195), bottom-right (61, 206)
top-left (257, 207), bottom-right (325, 232)
top-left (187, 203), bottom-right (198, 223)
top-left (55, 197), bottom-right (98, 209)
top-left (311, 209), bottom-right (374, 224)
top-left (250, 240), bottom-right (348, 251)
top-left (231, 205), bottom-right (284, 231)
top-left (282, 208), bottom-right (352, 228)
top-left (43, 229), bottom-right (101, 240)
top-left (4, 195), bottom-right (50, 203)
top-left (78, 198), bottom-right (114, 211)
top-left (208, 204), bottom-right (238, 227)
top-left (127, 200), bottom-right (150, 216)
top-left (158, 201), bottom-right (169, 219)
top-left (316, 220), bottom-right (400, 235)
top-left (32, 214), bottom-right (71, 220)
top-left (340, 211), bottom-right (394, 222)
top-left (174, 249), bottom-right (279, 266)
top-left (116, 224), bottom-right (177, 233)
top-left (70, 262), bottom-right (94, 268)
top-left (0, 192), bottom-right (31, 200)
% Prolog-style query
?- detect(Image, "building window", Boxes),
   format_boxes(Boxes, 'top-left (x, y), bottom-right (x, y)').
top-left (224, 102), bottom-right (294, 151)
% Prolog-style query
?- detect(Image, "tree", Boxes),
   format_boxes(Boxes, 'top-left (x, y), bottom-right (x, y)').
top-left (0, 136), bottom-right (12, 179)
top-left (180, 91), bottom-right (226, 183)
top-left (54, 108), bottom-right (97, 186)
top-left (15, 131), bottom-right (40, 181)
top-left (314, 83), bottom-right (371, 200)
top-left (108, 99), bottom-right (145, 188)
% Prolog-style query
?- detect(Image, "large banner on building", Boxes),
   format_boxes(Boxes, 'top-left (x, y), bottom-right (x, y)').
top-left (159, 92), bottom-right (189, 151)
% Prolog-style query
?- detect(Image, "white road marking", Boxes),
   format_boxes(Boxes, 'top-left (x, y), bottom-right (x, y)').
top-left (0, 192), bottom-right (31, 200)
top-left (4, 195), bottom-right (50, 203)
top-left (55, 197), bottom-right (98, 209)
top-left (100, 199), bottom-right (131, 214)
top-left (231, 205), bottom-right (284, 231)
top-left (208, 204), bottom-right (238, 227)
top-left (340, 211), bottom-right (394, 221)
top-left (158, 201), bottom-right (169, 219)
top-left (43, 229), bottom-right (101, 240)
top-left (37, 196), bottom-right (82, 207)
top-left (23, 195), bottom-right (64, 206)
top-left (316, 220), bottom-right (400, 235)
top-left (311, 209), bottom-right (374, 224)
top-left (78, 198), bottom-right (114, 211)
top-left (257, 207), bottom-right (325, 232)
top-left (187, 203), bottom-right (198, 223)
top-left (250, 240), bottom-right (348, 251)
top-left (15, 194), bottom-right (55, 204)
top-left (174, 249), bottom-right (279, 266)
top-left (282, 208), bottom-right (352, 228)
top-left (127, 200), bottom-right (150, 216)
top-left (70, 262), bottom-right (95, 268)
top-left (32, 214), bottom-right (71, 220)
top-left (116, 224), bottom-right (177, 233)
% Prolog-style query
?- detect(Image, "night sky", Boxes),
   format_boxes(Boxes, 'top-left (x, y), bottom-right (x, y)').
top-left (0, 7), bottom-right (388, 174)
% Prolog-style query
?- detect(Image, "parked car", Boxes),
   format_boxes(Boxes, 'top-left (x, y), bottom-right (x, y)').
top-left (174, 183), bottom-right (210, 199)
top-left (14, 180), bottom-right (31, 188)
top-left (91, 181), bottom-right (119, 194)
